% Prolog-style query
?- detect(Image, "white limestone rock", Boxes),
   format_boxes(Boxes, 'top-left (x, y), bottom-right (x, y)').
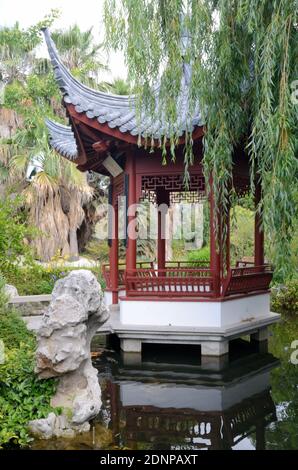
top-left (28, 412), bottom-right (90, 440)
top-left (30, 270), bottom-right (109, 440)
top-left (28, 413), bottom-right (57, 440)
top-left (4, 284), bottom-right (18, 300)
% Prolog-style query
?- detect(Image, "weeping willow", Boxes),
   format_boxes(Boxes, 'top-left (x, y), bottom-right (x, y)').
top-left (104, 0), bottom-right (298, 276)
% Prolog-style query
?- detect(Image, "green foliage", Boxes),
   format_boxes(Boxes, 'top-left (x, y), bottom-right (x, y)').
top-left (171, 239), bottom-right (186, 261)
top-left (237, 193), bottom-right (254, 211)
top-left (0, 196), bottom-right (34, 274)
top-left (230, 205), bottom-right (254, 264)
top-left (0, 310), bottom-right (57, 448)
top-left (0, 11), bottom-right (59, 84)
top-left (1, 20), bottom-right (107, 263)
top-left (267, 320), bottom-right (298, 449)
top-left (269, 212), bottom-right (298, 283)
top-left (83, 238), bottom-right (110, 263)
top-left (271, 280), bottom-right (298, 316)
top-left (3, 264), bottom-right (105, 296)
top-left (202, 200), bottom-right (210, 247)
top-left (100, 77), bottom-right (132, 95)
top-left (51, 24), bottom-right (107, 87)
top-left (104, 0), bottom-right (298, 278)
top-left (3, 80), bottom-right (27, 107)
top-left (186, 245), bottom-right (210, 264)
top-left (3, 72), bottom-right (60, 140)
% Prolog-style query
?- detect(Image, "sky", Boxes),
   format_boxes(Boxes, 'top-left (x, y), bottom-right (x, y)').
top-left (0, 0), bottom-right (127, 80)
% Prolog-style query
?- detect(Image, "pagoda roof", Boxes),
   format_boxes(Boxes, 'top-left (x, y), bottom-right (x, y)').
top-left (45, 118), bottom-right (78, 160)
top-left (42, 28), bottom-right (203, 142)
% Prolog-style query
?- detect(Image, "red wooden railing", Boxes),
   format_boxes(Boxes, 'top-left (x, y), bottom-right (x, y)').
top-left (103, 261), bottom-right (273, 297)
top-left (222, 264), bottom-right (273, 296)
top-left (125, 267), bottom-right (214, 297)
top-left (102, 261), bottom-right (154, 289)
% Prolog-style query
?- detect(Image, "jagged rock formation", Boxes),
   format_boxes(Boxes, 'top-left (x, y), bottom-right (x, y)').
top-left (28, 270), bottom-right (108, 439)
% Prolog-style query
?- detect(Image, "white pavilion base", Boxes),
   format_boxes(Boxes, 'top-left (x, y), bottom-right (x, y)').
top-left (101, 291), bottom-right (280, 358)
top-left (119, 293), bottom-right (271, 328)
top-left (115, 313), bottom-right (280, 357)
top-left (104, 289), bottom-right (125, 307)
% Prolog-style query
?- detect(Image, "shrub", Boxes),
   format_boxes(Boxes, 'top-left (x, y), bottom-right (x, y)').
top-left (271, 280), bottom-right (298, 316)
top-left (0, 196), bottom-right (35, 274)
top-left (3, 264), bottom-right (105, 295)
top-left (186, 246), bottom-right (210, 265)
top-left (0, 310), bottom-right (57, 448)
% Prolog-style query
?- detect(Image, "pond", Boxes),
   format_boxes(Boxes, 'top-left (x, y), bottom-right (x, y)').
top-left (30, 319), bottom-right (298, 451)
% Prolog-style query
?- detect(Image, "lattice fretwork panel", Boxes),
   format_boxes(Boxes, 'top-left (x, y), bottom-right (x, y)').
top-left (140, 174), bottom-right (206, 204)
top-left (170, 191), bottom-right (206, 203)
top-left (140, 190), bottom-right (157, 204)
top-left (142, 174), bottom-right (205, 192)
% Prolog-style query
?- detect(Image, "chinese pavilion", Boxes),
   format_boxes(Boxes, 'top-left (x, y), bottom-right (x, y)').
top-left (43, 28), bottom-right (279, 359)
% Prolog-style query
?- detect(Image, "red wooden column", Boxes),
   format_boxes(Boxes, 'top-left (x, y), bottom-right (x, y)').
top-left (225, 203), bottom-right (231, 275)
top-left (156, 189), bottom-right (168, 271)
top-left (125, 152), bottom-right (137, 271)
top-left (254, 179), bottom-right (264, 266)
top-left (209, 177), bottom-right (221, 297)
top-left (109, 179), bottom-right (119, 304)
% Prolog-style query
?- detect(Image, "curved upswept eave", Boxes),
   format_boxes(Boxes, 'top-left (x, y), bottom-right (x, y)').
top-left (42, 28), bottom-right (137, 107)
top-left (42, 28), bottom-right (203, 140)
top-left (45, 118), bottom-right (78, 160)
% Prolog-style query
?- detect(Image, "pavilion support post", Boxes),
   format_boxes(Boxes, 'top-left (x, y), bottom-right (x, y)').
top-left (126, 152), bottom-right (137, 271)
top-left (254, 179), bottom-right (264, 266)
top-left (209, 178), bottom-right (221, 297)
top-left (156, 189), bottom-right (168, 271)
top-left (109, 180), bottom-right (119, 305)
top-left (157, 210), bottom-right (166, 270)
top-left (224, 203), bottom-right (231, 276)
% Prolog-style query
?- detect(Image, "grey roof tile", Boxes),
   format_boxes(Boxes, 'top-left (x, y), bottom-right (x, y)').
top-left (45, 118), bottom-right (78, 160)
top-left (42, 28), bottom-right (203, 141)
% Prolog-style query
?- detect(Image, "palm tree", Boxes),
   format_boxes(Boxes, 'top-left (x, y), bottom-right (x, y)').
top-left (99, 77), bottom-right (131, 95)
top-left (51, 25), bottom-right (107, 86)
top-left (11, 133), bottom-right (93, 261)
top-left (0, 23), bottom-right (109, 262)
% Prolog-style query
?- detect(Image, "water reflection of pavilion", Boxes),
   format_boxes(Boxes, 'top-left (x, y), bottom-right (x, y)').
top-left (97, 346), bottom-right (279, 450)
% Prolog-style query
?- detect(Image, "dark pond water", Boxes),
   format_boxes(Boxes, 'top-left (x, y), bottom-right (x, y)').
top-left (30, 319), bottom-right (298, 450)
